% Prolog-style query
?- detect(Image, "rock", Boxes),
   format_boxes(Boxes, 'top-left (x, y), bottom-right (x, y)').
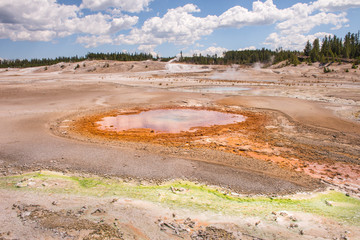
top-left (184, 217), bottom-right (195, 228)
top-left (325, 200), bottom-right (333, 206)
top-left (289, 216), bottom-right (297, 222)
top-left (191, 226), bottom-right (236, 240)
top-left (170, 186), bottom-right (186, 193)
top-left (52, 201), bottom-right (58, 206)
top-left (91, 208), bottom-right (105, 215)
top-left (289, 223), bottom-right (298, 228)
top-left (279, 211), bottom-right (288, 217)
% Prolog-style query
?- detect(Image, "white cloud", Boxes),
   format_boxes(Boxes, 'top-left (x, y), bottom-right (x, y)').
top-left (0, 0), bottom-right (138, 42)
top-left (183, 46), bottom-right (228, 57)
top-left (0, 0), bottom-right (359, 52)
top-left (76, 35), bottom-right (113, 48)
top-left (0, 0), bottom-right (77, 41)
top-left (116, 4), bottom-right (219, 47)
top-left (218, 0), bottom-right (356, 50)
top-left (311, 0), bottom-right (360, 12)
top-left (81, 0), bottom-right (153, 12)
top-left (238, 46), bottom-right (256, 51)
top-left (264, 32), bottom-right (331, 50)
top-left (138, 44), bottom-right (158, 57)
top-left (219, 0), bottom-right (291, 27)
top-left (65, 13), bottom-right (138, 35)
top-left (276, 12), bottom-right (348, 35)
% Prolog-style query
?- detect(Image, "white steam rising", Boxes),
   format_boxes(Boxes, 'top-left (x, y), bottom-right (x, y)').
top-left (165, 59), bottom-right (211, 73)
top-left (210, 65), bottom-right (249, 81)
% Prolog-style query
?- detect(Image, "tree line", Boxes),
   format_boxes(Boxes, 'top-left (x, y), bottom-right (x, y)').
top-left (304, 32), bottom-right (360, 63)
top-left (0, 56), bottom-right (85, 68)
top-left (0, 52), bottom-right (155, 68)
top-left (178, 48), bottom-right (301, 66)
top-left (1, 31), bottom-right (359, 68)
top-left (179, 31), bottom-right (359, 65)
top-left (85, 52), bottom-right (154, 61)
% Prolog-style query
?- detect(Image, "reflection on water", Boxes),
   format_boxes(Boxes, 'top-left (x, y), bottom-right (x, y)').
top-left (170, 86), bottom-right (250, 94)
top-left (97, 109), bottom-right (246, 133)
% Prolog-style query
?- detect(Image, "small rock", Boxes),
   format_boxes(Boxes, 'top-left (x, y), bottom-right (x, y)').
top-left (325, 200), bottom-right (333, 206)
top-left (279, 211), bottom-right (288, 217)
top-left (52, 201), bottom-right (58, 206)
top-left (91, 208), bottom-right (105, 215)
top-left (289, 223), bottom-right (298, 228)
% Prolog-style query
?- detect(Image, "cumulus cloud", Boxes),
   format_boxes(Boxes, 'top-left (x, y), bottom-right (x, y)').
top-left (264, 32), bottom-right (332, 50)
top-left (81, 0), bottom-right (153, 12)
top-left (238, 46), bottom-right (256, 51)
top-left (0, 0), bottom-right (359, 52)
top-left (76, 35), bottom-right (113, 48)
top-left (182, 46), bottom-right (228, 57)
top-left (311, 0), bottom-right (360, 12)
top-left (123, 0), bottom-right (356, 52)
top-left (138, 44), bottom-right (158, 57)
top-left (0, 0), bottom-right (138, 42)
top-left (263, 0), bottom-right (354, 50)
top-left (0, 0), bottom-right (76, 41)
top-left (66, 13), bottom-right (138, 35)
top-left (276, 12), bottom-right (348, 35)
top-left (219, 0), bottom-right (291, 27)
top-left (218, 0), bottom-right (357, 50)
top-left (116, 4), bottom-right (218, 49)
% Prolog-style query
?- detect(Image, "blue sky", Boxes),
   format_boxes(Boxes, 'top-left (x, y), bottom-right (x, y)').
top-left (0, 0), bottom-right (359, 59)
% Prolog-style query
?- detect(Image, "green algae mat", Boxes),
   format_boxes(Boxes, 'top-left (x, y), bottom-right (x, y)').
top-left (1, 171), bottom-right (359, 225)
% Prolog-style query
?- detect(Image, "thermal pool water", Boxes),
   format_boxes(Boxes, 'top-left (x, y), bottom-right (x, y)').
top-left (170, 86), bottom-right (251, 94)
top-left (97, 109), bottom-right (246, 133)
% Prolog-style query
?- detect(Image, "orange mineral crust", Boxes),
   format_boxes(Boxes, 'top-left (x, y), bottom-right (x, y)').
top-left (69, 106), bottom-right (360, 193)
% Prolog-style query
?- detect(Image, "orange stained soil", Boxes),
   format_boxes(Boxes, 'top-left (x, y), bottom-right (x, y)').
top-left (72, 107), bottom-right (268, 150)
top-left (71, 106), bottom-right (360, 193)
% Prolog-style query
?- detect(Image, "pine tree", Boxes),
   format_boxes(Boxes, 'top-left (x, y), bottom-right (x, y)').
top-left (310, 38), bottom-right (320, 62)
top-left (304, 40), bottom-right (312, 56)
